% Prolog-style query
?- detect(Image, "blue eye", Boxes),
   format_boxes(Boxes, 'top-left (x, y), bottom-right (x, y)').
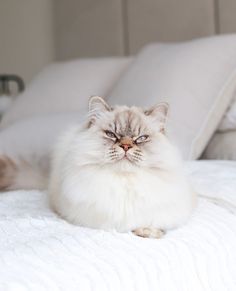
top-left (135, 135), bottom-right (149, 144)
top-left (105, 130), bottom-right (116, 139)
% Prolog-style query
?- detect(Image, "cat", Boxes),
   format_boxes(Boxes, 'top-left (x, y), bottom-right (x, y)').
top-left (48, 96), bottom-right (196, 238)
top-left (0, 96), bottom-right (196, 238)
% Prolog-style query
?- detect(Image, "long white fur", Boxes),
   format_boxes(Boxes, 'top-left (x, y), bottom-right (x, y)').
top-left (49, 97), bottom-right (196, 232)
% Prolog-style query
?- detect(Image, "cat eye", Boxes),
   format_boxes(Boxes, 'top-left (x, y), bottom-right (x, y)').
top-left (135, 135), bottom-right (149, 144)
top-left (105, 130), bottom-right (117, 139)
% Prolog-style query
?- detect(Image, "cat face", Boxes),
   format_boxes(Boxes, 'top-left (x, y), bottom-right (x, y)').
top-left (87, 96), bottom-right (172, 168)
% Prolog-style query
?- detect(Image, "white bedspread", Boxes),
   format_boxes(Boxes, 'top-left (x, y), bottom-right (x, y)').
top-left (0, 161), bottom-right (236, 291)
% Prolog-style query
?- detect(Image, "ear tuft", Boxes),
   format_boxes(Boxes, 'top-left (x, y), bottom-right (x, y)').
top-left (88, 96), bottom-right (111, 125)
top-left (89, 96), bottom-right (110, 112)
top-left (145, 102), bottom-right (169, 133)
top-left (145, 102), bottom-right (169, 120)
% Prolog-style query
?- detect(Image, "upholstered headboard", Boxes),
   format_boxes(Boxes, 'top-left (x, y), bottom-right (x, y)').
top-left (56, 0), bottom-right (236, 59)
top-left (2, 0), bottom-right (236, 83)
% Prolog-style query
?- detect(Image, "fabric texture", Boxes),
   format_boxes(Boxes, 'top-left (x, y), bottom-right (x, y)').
top-left (0, 160), bottom-right (235, 290)
top-left (0, 112), bottom-right (84, 163)
top-left (1, 57), bottom-right (131, 128)
top-left (203, 130), bottom-right (236, 160)
top-left (218, 96), bottom-right (236, 131)
top-left (108, 35), bottom-right (236, 159)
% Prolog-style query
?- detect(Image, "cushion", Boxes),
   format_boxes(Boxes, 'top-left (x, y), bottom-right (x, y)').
top-left (1, 57), bottom-right (131, 128)
top-left (203, 130), bottom-right (236, 160)
top-left (0, 112), bottom-right (84, 164)
top-left (218, 97), bottom-right (236, 132)
top-left (108, 35), bottom-right (236, 159)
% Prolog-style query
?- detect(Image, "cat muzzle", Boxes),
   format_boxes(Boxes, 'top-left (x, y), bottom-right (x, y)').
top-left (119, 144), bottom-right (132, 152)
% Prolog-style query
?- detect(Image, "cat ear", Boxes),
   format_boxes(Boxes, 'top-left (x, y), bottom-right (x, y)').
top-left (145, 102), bottom-right (169, 133)
top-left (88, 96), bottom-right (111, 124)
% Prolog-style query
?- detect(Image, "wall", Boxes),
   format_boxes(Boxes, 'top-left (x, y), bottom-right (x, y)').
top-left (0, 0), bottom-right (55, 84)
top-left (2, 0), bottom-right (236, 82)
top-left (55, 0), bottom-right (216, 59)
top-left (55, 0), bottom-right (236, 59)
top-left (55, 0), bottom-right (125, 59)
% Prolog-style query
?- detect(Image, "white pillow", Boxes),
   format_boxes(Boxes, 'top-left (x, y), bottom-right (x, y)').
top-left (108, 35), bottom-right (236, 159)
top-left (0, 112), bottom-right (85, 163)
top-left (1, 57), bottom-right (131, 128)
top-left (203, 131), bottom-right (236, 160)
top-left (218, 97), bottom-right (236, 131)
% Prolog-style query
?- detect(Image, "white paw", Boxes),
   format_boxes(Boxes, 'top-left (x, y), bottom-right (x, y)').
top-left (132, 227), bottom-right (165, 239)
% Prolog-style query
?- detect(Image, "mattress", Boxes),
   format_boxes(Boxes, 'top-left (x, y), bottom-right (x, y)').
top-left (0, 160), bottom-right (235, 291)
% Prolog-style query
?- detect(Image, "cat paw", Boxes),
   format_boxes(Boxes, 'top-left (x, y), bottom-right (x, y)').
top-left (132, 227), bottom-right (165, 239)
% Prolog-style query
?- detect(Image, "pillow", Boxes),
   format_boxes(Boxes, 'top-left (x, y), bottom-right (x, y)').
top-left (203, 131), bottom-right (236, 160)
top-left (218, 96), bottom-right (236, 131)
top-left (0, 112), bottom-right (85, 163)
top-left (108, 35), bottom-right (236, 160)
top-left (1, 57), bottom-right (131, 128)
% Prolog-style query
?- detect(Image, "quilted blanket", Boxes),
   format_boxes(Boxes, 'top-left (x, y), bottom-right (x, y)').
top-left (0, 161), bottom-right (236, 291)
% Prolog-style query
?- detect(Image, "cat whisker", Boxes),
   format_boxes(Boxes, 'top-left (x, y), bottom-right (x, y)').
top-left (109, 155), bottom-right (119, 159)
top-left (130, 152), bottom-right (143, 158)
top-left (108, 152), bottom-right (118, 156)
top-left (135, 149), bottom-right (142, 153)
top-left (129, 155), bottom-right (142, 162)
top-left (108, 151), bottom-right (117, 154)
top-left (133, 152), bottom-right (142, 157)
top-left (134, 157), bottom-right (142, 160)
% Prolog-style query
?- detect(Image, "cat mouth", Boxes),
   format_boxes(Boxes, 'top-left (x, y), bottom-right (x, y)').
top-left (122, 154), bottom-right (132, 162)
top-left (116, 152), bottom-right (134, 163)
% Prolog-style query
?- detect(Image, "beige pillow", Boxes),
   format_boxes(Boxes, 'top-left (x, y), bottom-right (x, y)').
top-left (1, 57), bottom-right (131, 128)
top-left (203, 131), bottom-right (236, 160)
top-left (109, 35), bottom-right (236, 159)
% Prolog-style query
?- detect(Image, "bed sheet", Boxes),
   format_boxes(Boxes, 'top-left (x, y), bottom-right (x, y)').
top-left (0, 160), bottom-right (235, 291)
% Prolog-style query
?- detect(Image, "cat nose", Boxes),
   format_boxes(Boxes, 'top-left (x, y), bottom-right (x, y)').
top-left (120, 144), bottom-right (132, 151)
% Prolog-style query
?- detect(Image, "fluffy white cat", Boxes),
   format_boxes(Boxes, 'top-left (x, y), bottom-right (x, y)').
top-left (48, 96), bottom-right (196, 238)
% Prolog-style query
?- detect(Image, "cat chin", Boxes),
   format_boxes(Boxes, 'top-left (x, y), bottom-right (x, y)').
top-left (109, 158), bottom-right (138, 171)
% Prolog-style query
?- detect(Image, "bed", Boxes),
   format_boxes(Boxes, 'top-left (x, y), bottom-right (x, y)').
top-left (1, 36), bottom-right (236, 290)
top-left (0, 160), bottom-right (235, 290)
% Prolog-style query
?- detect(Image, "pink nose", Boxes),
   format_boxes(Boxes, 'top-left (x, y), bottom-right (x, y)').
top-left (120, 144), bottom-right (132, 151)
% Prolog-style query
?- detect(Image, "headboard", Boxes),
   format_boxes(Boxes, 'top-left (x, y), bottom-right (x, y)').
top-left (56, 0), bottom-right (236, 60)
top-left (2, 0), bottom-right (236, 83)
